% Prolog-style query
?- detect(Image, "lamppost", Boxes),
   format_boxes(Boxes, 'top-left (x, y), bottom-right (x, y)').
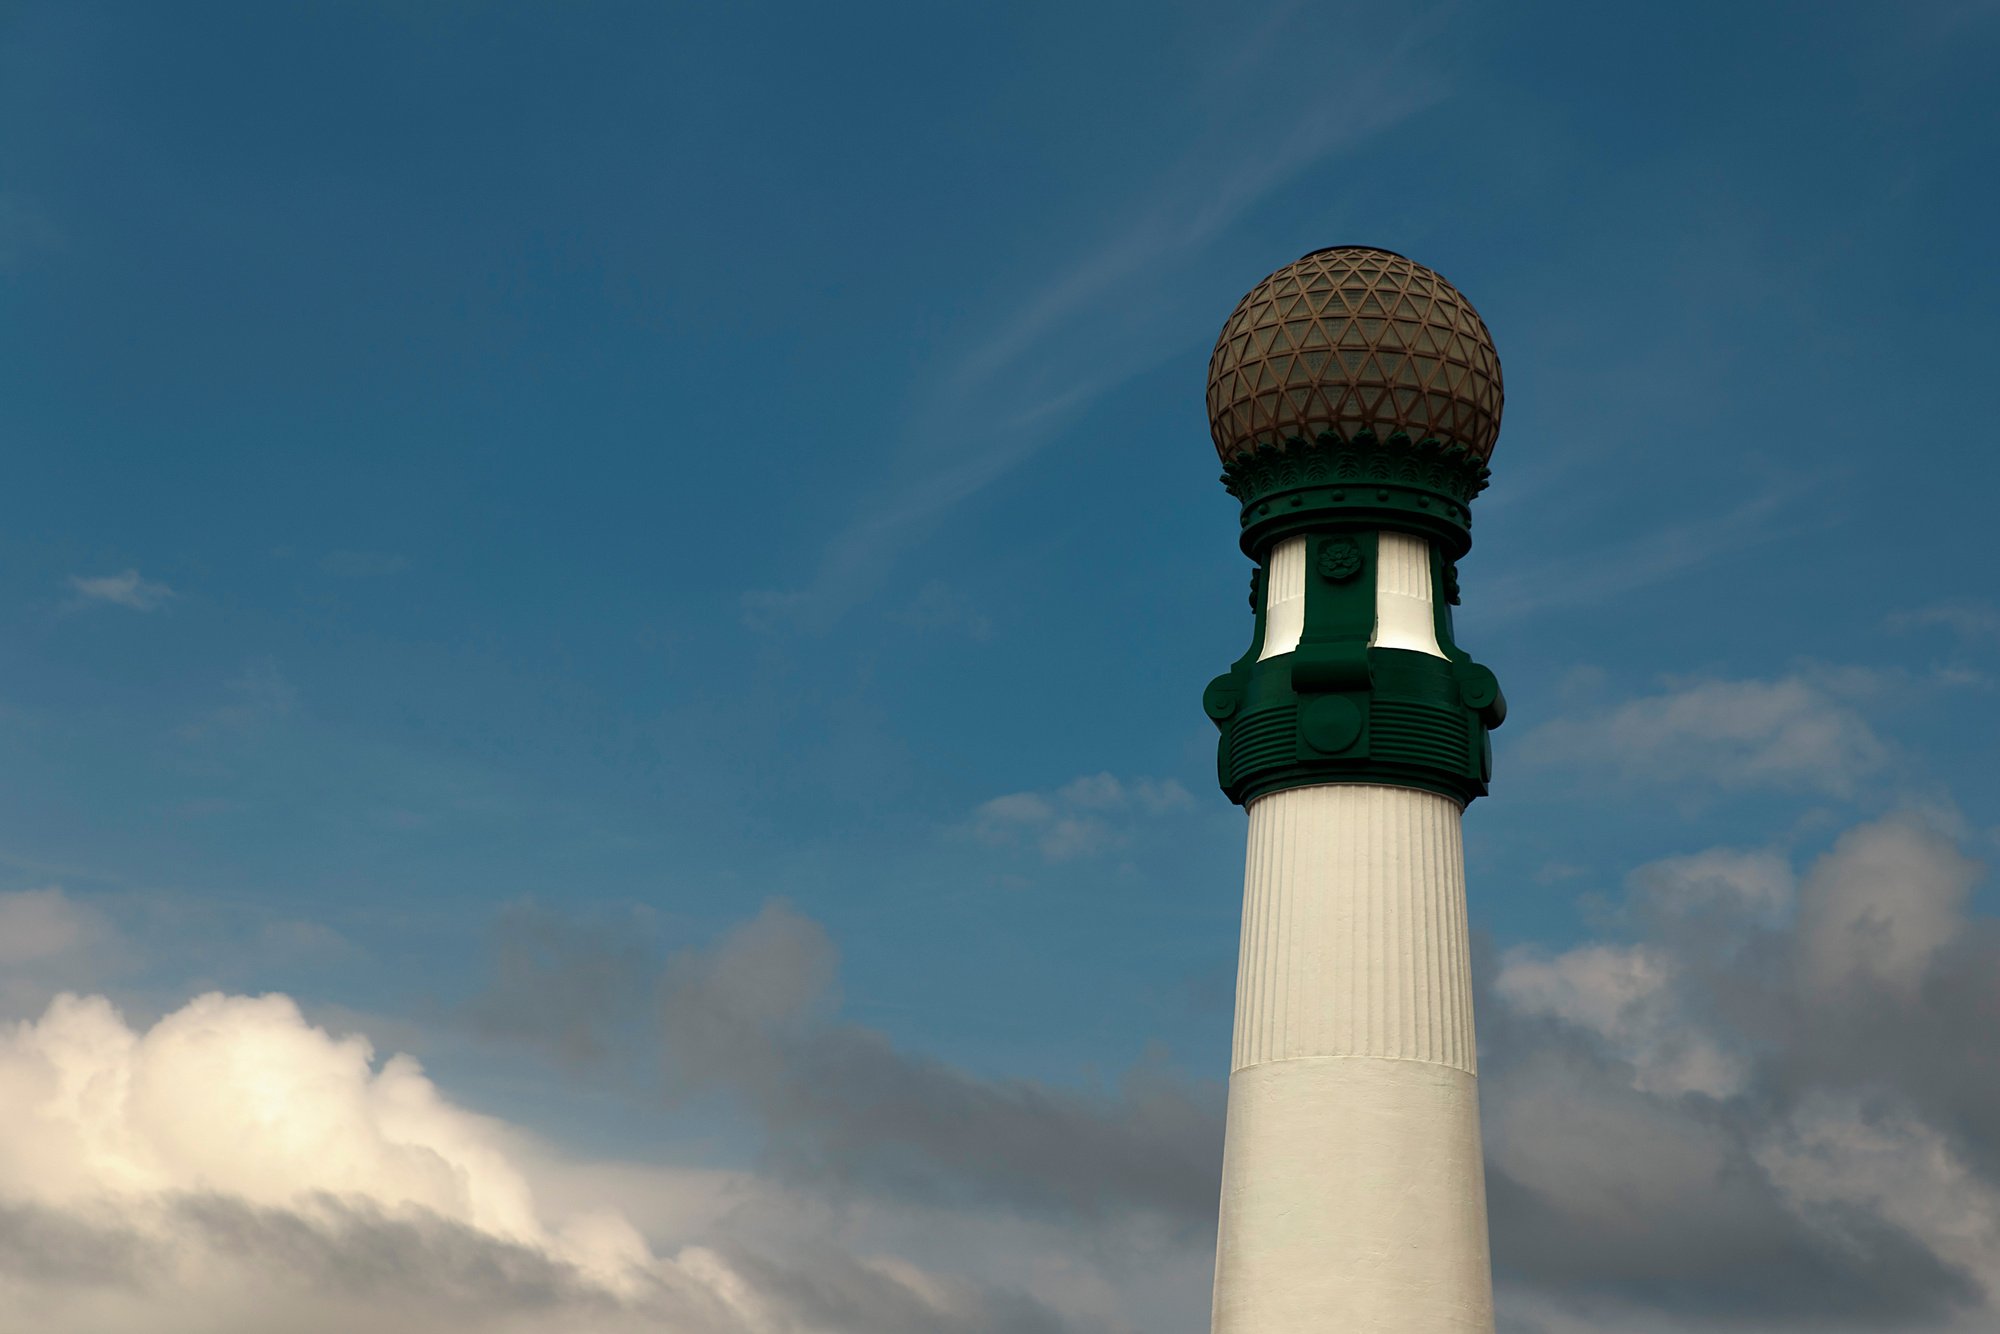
top-left (1201, 247), bottom-right (1507, 1334)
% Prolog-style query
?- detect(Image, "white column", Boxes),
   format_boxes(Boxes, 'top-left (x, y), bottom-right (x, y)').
top-left (1211, 784), bottom-right (1492, 1333)
top-left (1261, 531), bottom-right (1443, 662)
top-left (1258, 536), bottom-right (1307, 660)
top-left (1370, 531), bottom-right (1445, 657)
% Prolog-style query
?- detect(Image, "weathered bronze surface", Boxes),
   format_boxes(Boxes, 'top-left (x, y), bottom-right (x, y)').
top-left (1206, 246), bottom-right (1503, 463)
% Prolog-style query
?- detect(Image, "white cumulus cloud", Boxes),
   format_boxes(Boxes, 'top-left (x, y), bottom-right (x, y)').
top-left (1494, 943), bottom-right (1745, 1098)
top-left (1794, 816), bottom-right (1979, 1001)
top-left (1518, 672), bottom-right (1890, 797)
top-left (1627, 846), bottom-right (1796, 917)
top-left (0, 991), bottom-right (638, 1275)
top-left (0, 988), bottom-right (1103, 1334)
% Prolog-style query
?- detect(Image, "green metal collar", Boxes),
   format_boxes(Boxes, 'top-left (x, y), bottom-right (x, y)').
top-left (1220, 429), bottom-right (1492, 561)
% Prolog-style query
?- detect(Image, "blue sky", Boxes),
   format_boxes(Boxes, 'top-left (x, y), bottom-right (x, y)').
top-left (1, 3), bottom-right (1998, 1331)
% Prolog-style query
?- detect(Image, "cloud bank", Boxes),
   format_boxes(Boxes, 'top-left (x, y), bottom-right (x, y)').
top-left (475, 899), bottom-right (1226, 1229)
top-left (6, 795), bottom-right (1997, 1330)
top-left (1485, 812), bottom-right (2000, 1332)
top-left (0, 987), bottom-right (1112, 1334)
top-left (471, 801), bottom-right (2000, 1332)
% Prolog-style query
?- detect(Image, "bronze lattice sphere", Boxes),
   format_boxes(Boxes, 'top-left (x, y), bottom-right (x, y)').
top-left (1206, 247), bottom-right (1503, 464)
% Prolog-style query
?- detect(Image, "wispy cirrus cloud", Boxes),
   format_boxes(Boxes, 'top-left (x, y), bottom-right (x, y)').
top-left (1888, 600), bottom-right (2000, 643)
top-left (967, 772), bottom-right (1197, 862)
top-left (888, 579), bottom-right (995, 642)
top-left (66, 569), bottom-right (175, 612)
top-left (744, 6), bottom-right (1452, 633)
top-left (177, 658), bottom-right (297, 740)
top-left (1466, 482), bottom-right (1806, 629)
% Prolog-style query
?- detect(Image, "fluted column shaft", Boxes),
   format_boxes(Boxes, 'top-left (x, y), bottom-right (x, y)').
top-left (1210, 783), bottom-right (1493, 1333)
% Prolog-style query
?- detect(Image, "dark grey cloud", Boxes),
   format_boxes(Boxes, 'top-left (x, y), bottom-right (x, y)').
top-left (1483, 814), bottom-right (1999, 1332)
top-left (705, 1014), bottom-right (1222, 1224)
top-left (659, 901), bottom-right (1226, 1226)
top-left (0, 1191), bottom-right (1104, 1334)
top-left (468, 812), bottom-right (2000, 1332)
top-left (464, 900), bottom-right (656, 1068)
top-left (170, 1194), bottom-right (601, 1316)
top-left (655, 904), bottom-right (1224, 1225)
top-left (718, 1242), bottom-right (1093, 1334)
top-left (1483, 1044), bottom-right (1979, 1327)
top-left (470, 899), bottom-right (1225, 1227)
top-left (0, 1194), bottom-right (646, 1333)
top-left (0, 1199), bottom-right (158, 1290)
top-left (472, 896), bottom-right (1216, 1232)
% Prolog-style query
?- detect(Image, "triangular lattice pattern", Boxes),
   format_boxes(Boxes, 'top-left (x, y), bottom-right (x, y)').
top-left (1206, 247), bottom-right (1503, 463)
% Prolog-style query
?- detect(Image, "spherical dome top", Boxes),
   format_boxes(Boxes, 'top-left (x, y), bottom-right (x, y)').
top-left (1206, 247), bottom-right (1503, 463)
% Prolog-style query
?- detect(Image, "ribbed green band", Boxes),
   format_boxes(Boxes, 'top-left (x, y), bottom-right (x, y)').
top-left (1221, 429), bottom-right (1491, 561)
top-left (1202, 529), bottom-right (1505, 807)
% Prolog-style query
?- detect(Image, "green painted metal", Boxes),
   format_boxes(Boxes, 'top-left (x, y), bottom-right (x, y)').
top-left (1204, 431), bottom-right (1505, 808)
top-left (1221, 427), bottom-right (1491, 562)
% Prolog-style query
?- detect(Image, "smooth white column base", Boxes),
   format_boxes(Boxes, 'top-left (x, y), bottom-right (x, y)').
top-left (1211, 1056), bottom-right (1493, 1333)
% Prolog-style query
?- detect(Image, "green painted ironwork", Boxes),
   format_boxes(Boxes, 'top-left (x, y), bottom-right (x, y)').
top-left (1221, 427), bottom-right (1491, 561)
top-left (1205, 431), bottom-right (1505, 807)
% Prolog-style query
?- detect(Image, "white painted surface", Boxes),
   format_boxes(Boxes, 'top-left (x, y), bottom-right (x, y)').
top-left (1213, 1057), bottom-right (1491, 1332)
top-left (1231, 784), bottom-right (1476, 1074)
top-left (1260, 532), bottom-right (1444, 663)
top-left (1211, 784), bottom-right (1493, 1334)
top-left (1370, 531), bottom-right (1446, 658)
top-left (1257, 537), bottom-right (1306, 661)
